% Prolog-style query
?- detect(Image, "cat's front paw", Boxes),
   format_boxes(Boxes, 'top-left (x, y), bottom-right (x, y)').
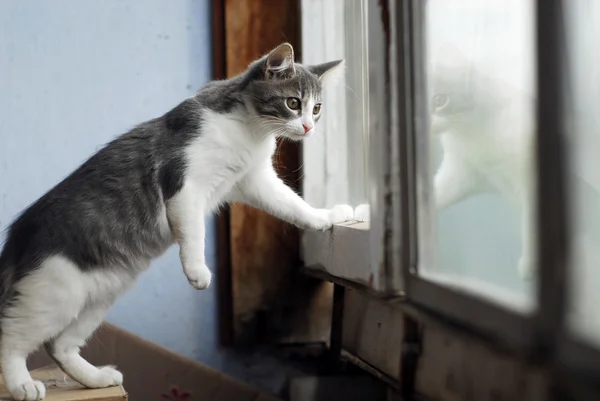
top-left (354, 204), bottom-right (370, 222)
top-left (9, 380), bottom-right (46, 401)
top-left (309, 205), bottom-right (354, 231)
top-left (518, 255), bottom-right (535, 281)
top-left (82, 366), bottom-right (123, 388)
top-left (184, 263), bottom-right (212, 290)
top-left (327, 204), bottom-right (354, 225)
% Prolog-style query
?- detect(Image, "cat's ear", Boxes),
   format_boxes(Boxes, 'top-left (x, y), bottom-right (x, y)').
top-left (264, 43), bottom-right (296, 79)
top-left (309, 60), bottom-right (345, 85)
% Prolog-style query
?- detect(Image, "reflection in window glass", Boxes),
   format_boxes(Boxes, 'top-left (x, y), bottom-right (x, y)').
top-left (418, 0), bottom-right (537, 311)
top-left (564, 0), bottom-right (600, 345)
top-left (344, 0), bottom-right (370, 208)
top-left (301, 0), bottom-right (369, 212)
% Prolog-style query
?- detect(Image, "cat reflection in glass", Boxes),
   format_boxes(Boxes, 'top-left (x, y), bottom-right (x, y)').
top-left (430, 44), bottom-right (537, 280)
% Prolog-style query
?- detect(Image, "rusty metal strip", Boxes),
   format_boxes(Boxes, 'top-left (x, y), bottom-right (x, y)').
top-left (328, 283), bottom-right (346, 371)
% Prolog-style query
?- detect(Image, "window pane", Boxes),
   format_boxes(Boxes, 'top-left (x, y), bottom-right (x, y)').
top-left (300, 0), bottom-right (369, 211)
top-left (564, 0), bottom-right (600, 345)
top-left (344, 0), bottom-right (370, 208)
top-left (417, 0), bottom-right (537, 312)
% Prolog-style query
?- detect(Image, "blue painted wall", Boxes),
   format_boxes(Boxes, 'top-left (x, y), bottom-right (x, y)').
top-left (0, 0), bottom-right (220, 364)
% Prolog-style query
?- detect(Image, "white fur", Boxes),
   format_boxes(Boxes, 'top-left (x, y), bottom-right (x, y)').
top-left (354, 204), bottom-right (370, 222)
top-left (1, 256), bottom-right (136, 400)
top-left (434, 128), bottom-right (536, 279)
top-left (1, 106), bottom-right (353, 400)
top-left (432, 56), bottom-right (536, 279)
top-left (319, 60), bottom-right (346, 87)
top-left (168, 108), bottom-right (354, 289)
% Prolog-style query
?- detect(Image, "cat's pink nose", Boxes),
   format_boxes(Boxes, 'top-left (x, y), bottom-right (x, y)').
top-left (302, 124), bottom-right (312, 133)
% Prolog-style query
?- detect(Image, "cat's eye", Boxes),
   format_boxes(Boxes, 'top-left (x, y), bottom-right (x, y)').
top-left (313, 104), bottom-right (322, 115)
top-left (433, 94), bottom-right (449, 108)
top-left (286, 97), bottom-right (301, 110)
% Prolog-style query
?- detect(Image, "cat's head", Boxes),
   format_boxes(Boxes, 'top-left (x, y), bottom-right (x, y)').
top-left (429, 43), bottom-right (527, 139)
top-left (429, 43), bottom-right (480, 136)
top-left (243, 43), bottom-right (344, 140)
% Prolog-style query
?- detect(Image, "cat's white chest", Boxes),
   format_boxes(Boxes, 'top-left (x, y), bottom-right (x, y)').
top-left (184, 109), bottom-right (275, 210)
top-left (442, 131), bottom-right (531, 201)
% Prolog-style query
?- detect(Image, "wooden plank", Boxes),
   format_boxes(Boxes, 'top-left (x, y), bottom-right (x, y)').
top-left (0, 365), bottom-right (127, 401)
top-left (302, 222), bottom-right (373, 288)
top-left (212, 0), bottom-right (235, 348)
top-left (328, 284), bottom-right (345, 371)
top-left (414, 316), bottom-right (549, 401)
top-left (222, 0), bottom-right (332, 345)
top-left (339, 350), bottom-right (400, 391)
top-left (340, 286), bottom-right (549, 400)
top-left (341, 289), bottom-right (404, 378)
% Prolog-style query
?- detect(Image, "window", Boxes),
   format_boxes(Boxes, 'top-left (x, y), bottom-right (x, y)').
top-left (564, 0), bottom-right (600, 347)
top-left (301, 0), bottom-right (402, 294)
top-left (417, 0), bottom-right (537, 312)
top-left (299, 0), bottom-right (600, 397)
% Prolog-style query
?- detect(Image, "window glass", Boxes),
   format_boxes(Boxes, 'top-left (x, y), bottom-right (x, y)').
top-left (417, 0), bottom-right (537, 312)
top-left (344, 0), bottom-right (370, 208)
top-left (563, 0), bottom-right (600, 345)
top-left (300, 0), bottom-right (369, 212)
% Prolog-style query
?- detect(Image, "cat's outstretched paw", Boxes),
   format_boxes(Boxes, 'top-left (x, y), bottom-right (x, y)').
top-left (518, 255), bottom-right (535, 281)
top-left (79, 366), bottom-right (123, 388)
top-left (96, 366), bottom-right (123, 387)
top-left (184, 264), bottom-right (212, 290)
top-left (327, 204), bottom-right (354, 225)
top-left (308, 205), bottom-right (354, 231)
top-left (9, 380), bottom-right (46, 401)
top-left (354, 204), bottom-right (370, 222)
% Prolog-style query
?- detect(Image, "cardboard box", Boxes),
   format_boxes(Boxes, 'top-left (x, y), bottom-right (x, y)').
top-left (28, 323), bottom-right (281, 401)
top-left (0, 365), bottom-right (126, 401)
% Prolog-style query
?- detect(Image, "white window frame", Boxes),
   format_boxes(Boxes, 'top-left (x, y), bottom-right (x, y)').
top-left (300, 0), bottom-right (403, 295)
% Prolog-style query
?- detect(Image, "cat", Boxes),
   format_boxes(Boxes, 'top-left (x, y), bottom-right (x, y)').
top-left (0, 42), bottom-right (353, 401)
top-left (429, 43), bottom-right (538, 279)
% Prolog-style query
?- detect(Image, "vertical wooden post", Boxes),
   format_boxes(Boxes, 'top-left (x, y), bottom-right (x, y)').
top-left (212, 0), bottom-right (235, 347)
top-left (329, 284), bottom-right (346, 370)
top-left (215, 0), bottom-right (334, 346)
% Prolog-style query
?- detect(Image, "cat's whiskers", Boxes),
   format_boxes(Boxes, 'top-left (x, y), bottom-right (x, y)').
top-left (344, 84), bottom-right (360, 100)
top-left (248, 119), bottom-right (282, 138)
top-left (445, 112), bottom-right (470, 122)
top-left (248, 117), bottom-right (297, 140)
top-left (255, 123), bottom-right (286, 139)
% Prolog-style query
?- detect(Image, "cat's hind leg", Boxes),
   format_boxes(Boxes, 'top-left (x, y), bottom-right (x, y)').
top-left (0, 344), bottom-right (46, 401)
top-left (0, 256), bottom-right (88, 400)
top-left (44, 305), bottom-right (122, 389)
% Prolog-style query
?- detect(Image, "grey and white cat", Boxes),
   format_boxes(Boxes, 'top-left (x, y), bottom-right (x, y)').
top-left (430, 44), bottom-right (537, 279)
top-left (0, 43), bottom-right (352, 401)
